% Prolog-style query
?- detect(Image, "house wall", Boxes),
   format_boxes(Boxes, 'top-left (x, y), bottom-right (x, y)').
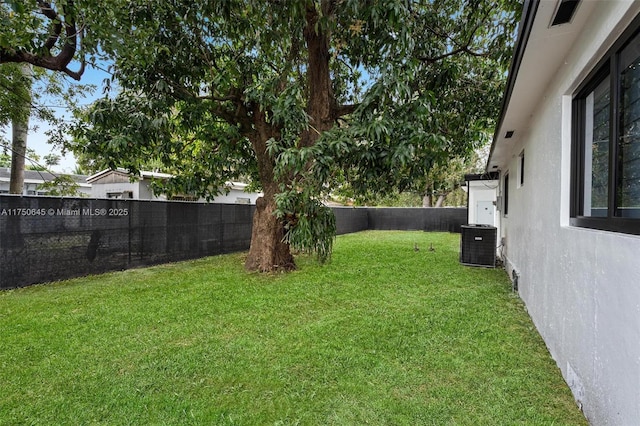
top-left (0, 169), bottom-right (91, 196)
top-left (91, 172), bottom-right (130, 184)
top-left (499, 3), bottom-right (640, 424)
top-left (138, 181), bottom-right (163, 200)
top-left (467, 180), bottom-right (499, 226)
top-left (75, 185), bottom-right (92, 196)
top-left (0, 181), bottom-right (92, 196)
top-left (90, 181), bottom-right (142, 199)
top-left (90, 177), bottom-right (260, 204)
top-left (212, 188), bottom-right (261, 205)
top-left (89, 178), bottom-right (169, 200)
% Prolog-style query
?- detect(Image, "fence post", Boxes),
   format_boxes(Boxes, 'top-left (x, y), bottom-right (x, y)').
top-left (128, 201), bottom-right (132, 264)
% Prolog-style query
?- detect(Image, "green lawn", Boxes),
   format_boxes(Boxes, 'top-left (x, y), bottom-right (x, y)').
top-left (0, 231), bottom-right (586, 425)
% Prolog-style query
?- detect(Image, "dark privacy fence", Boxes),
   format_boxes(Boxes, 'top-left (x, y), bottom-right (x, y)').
top-left (1, 196), bottom-right (466, 289)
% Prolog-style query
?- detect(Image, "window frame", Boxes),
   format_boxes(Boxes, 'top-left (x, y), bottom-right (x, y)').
top-left (570, 14), bottom-right (640, 235)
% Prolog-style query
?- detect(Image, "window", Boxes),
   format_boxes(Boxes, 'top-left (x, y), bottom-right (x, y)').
top-left (518, 150), bottom-right (525, 187)
top-left (571, 16), bottom-right (640, 234)
top-left (169, 195), bottom-right (198, 201)
top-left (503, 172), bottom-right (509, 216)
top-left (107, 191), bottom-right (133, 199)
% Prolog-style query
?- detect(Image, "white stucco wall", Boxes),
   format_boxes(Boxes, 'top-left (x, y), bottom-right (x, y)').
top-left (90, 180), bottom-right (261, 204)
top-left (138, 181), bottom-right (163, 200)
top-left (90, 181), bottom-right (143, 199)
top-left (467, 180), bottom-right (499, 226)
top-left (498, 3), bottom-right (640, 424)
top-left (211, 188), bottom-right (261, 205)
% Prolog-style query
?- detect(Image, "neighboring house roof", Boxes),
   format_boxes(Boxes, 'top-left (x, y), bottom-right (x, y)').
top-left (86, 168), bottom-right (173, 184)
top-left (225, 181), bottom-right (252, 191)
top-left (463, 172), bottom-right (500, 182)
top-left (87, 168), bottom-right (255, 193)
top-left (0, 167), bottom-right (90, 187)
top-left (487, 0), bottom-right (601, 171)
top-left (461, 172), bottom-right (499, 193)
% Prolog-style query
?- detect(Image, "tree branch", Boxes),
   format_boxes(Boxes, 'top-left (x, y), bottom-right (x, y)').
top-left (276, 37), bottom-right (301, 92)
top-left (158, 71), bottom-right (242, 104)
top-left (418, 45), bottom-right (489, 64)
top-left (419, 1), bottom-right (493, 64)
top-left (335, 104), bottom-right (358, 118)
top-left (0, 1), bottom-right (85, 80)
top-left (38, 1), bottom-right (62, 51)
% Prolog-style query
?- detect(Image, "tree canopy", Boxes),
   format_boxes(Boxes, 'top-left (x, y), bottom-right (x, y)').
top-left (2, 0), bottom-right (520, 271)
top-left (0, 2), bottom-right (95, 194)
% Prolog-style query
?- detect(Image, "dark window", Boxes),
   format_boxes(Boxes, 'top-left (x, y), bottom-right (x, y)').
top-left (504, 173), bottom-right (509, 216)
top-left (551, 0), bottom-right (581, 26)
top-left (571, 15), bottom-right (640, 234)
top-left (519, 150), bottom-right (525, 186)
top-left (618, 37), bottom-right (640, 217)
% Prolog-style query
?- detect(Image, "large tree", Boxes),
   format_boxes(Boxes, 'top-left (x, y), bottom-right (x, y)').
top-left (0, 1), bottom-right (93, 192)
top-left (19, 0), bottom-right (518, 271)
top-left (0, 63), bottom-right (31, 194)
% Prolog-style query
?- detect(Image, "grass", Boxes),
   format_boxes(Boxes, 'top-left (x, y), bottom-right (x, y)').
top-left (0, 231), bottom-right (586, 425)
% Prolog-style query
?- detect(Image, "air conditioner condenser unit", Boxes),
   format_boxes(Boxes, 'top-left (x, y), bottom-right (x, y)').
top-left (460, 224), bottom-right (497, 267)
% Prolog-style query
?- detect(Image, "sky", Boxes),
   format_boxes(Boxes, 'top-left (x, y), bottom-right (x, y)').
top-left (1, 64), bottom-right (111, 174)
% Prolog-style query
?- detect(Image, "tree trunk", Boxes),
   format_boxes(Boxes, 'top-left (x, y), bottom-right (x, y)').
top-left (244, 107), bottom-right (295, 272)
top-left (245, 2), bottom-right (335, 271)
top-left (9, 123), bottom-right (27, 194)
top-left (422, 193), bottom-right (432, 207)
top-left (245, 194), bottom-right (295, 272)
top-left (244, 2), bottom-right (337, 272)
top-left (9, 63), bottom-right (31, 194)
top-left (434, 194), bottom-right (445, 208)
top-left (302, 1), bottom-right (335, 146)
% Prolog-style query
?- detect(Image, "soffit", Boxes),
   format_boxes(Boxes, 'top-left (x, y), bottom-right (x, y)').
top-left (487, 0), bottom-right (597, 171)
